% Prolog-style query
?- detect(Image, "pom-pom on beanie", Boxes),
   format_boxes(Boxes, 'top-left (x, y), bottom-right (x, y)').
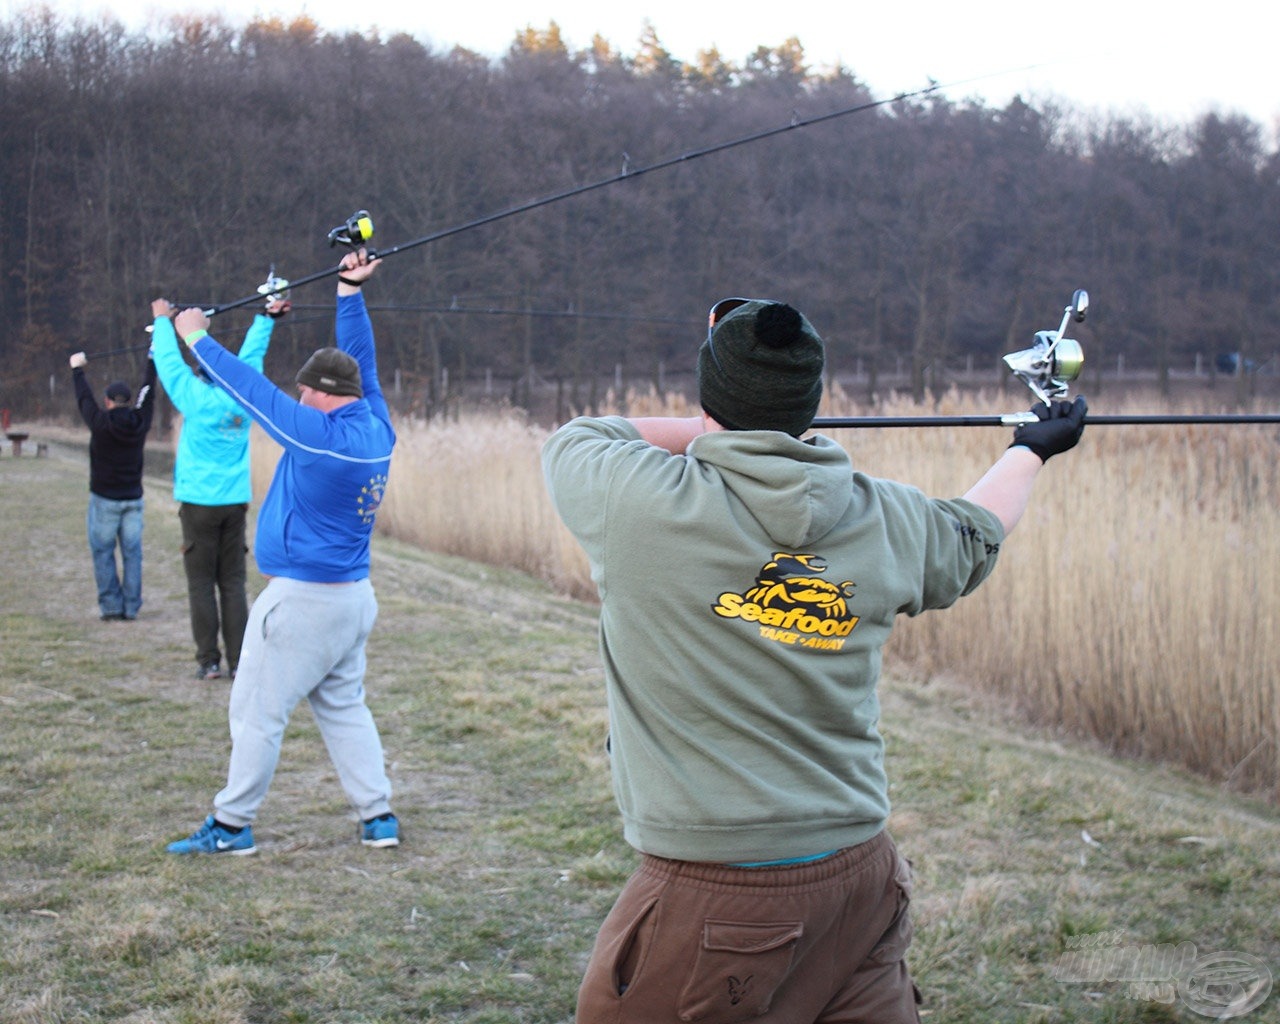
top-left (697, 300), bottom-right (824, 436)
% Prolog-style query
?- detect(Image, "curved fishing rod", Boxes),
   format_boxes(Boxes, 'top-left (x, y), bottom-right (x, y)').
top-left (204, 67), bottom-right (1041, 318)
top-left (83, 64), bottom-right (1045, 354)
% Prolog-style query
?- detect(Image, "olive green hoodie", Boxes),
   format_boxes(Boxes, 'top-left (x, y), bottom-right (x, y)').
top-left (542, 416), bottom-right (1004, 862)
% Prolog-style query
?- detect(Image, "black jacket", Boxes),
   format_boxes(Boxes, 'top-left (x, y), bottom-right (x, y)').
top-left (73, 360), bottom-right (158, 500)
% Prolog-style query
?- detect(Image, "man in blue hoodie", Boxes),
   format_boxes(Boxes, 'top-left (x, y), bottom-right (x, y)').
top-left (150, 295), bottom-right (289, 680)
top-left (165, 247), bottom-right (400, 855)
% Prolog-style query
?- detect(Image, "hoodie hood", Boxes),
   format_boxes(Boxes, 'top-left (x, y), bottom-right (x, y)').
top-left (104, 404), bottom-right (152, 444)
top-left (689, 430), bottom-right (853, 549)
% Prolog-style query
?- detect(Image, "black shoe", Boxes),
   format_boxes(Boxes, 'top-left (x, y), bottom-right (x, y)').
top-left (196, 662), bottom-right (223, 680)
top-left (100, 612), bottom-right (126, 621)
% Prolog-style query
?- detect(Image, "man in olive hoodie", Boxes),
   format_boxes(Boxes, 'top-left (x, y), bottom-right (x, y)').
top-left (542, 298), bottom-right (1087, 1024)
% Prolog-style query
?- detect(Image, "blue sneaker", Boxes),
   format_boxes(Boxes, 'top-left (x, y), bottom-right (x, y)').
top-left (167, 815), bottom-right (256, 856)
top-left (361, 813), bottom-right (400, 848)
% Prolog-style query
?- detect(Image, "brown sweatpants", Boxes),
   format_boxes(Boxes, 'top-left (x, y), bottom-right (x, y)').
top-left (575, 830), bottom-right (921, 1024)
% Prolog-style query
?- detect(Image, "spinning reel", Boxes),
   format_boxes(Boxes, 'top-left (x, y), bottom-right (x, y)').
top-left (257, 264), bottom-right (290, 309)
top-left (328, 209), bottom-right (375, 250)
top-left (1002, 288), bottom-right (1088, 407)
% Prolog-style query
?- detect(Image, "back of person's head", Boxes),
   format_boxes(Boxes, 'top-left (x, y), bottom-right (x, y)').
top-left (105, 381), bottom-right (132, 405)
top-left (295, 347), bottom-right (363, 398)
top-left (697, 299), bottom-right (824, 436)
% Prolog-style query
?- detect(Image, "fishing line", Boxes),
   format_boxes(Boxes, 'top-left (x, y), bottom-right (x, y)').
top-left (86, 312), bottom-right (333, 360)
top-left (288, 301), bottom-right (698, 327)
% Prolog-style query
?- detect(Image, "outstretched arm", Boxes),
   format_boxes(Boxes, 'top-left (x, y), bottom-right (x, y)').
top-left (964, 397), bottom-right (1088, 534)
top-left (963, 447), bottom-right (1044, 535)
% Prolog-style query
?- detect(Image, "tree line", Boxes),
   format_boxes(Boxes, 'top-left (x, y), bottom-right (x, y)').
top-left (2, 8), bottom-right (1277, 422)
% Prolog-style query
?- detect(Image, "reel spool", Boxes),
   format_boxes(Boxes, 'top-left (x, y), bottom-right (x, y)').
top-left (328, 210), bottom-right (375, 250)
top-left (1003, 289), bottom-right (1088, 404)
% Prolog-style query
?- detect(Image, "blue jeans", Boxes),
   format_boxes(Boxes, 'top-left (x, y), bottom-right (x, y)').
top-left (87, 493), bottom-right (144, 618)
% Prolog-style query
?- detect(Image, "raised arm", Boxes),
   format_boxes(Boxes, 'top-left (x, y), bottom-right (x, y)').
top-left (963, 397), bottom-right (1087, 534)
top-left (625, 415), bottom-right (708, 455)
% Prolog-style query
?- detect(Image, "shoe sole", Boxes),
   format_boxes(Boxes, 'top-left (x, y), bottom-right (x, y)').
top-left (361, 837), bottom-right (400, 848)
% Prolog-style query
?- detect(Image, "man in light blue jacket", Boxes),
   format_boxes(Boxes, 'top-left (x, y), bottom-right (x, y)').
top-left (150, 295), bottom-right (289, 680)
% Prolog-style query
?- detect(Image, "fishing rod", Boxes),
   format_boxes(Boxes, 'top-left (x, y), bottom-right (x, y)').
top-left (200, 69), bottom-right (1034, 319)
top-left (813, 289), bottom-right (1280, 428)
top-left (84, 274), bottom-right (324, 360)
top-left (86, 64), bottom-right (1044, 354)
top-left (84, 271), bottom-right (304, 360)
top-left (815, 413), bottom-right (1280, 427)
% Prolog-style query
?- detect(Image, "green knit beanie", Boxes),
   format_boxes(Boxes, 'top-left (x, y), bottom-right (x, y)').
top-left (697, 300), bottom-right (825, 436)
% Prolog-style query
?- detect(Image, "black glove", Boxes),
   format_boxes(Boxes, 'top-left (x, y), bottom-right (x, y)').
top-left (1010, 396), bottom-right (1088, 463)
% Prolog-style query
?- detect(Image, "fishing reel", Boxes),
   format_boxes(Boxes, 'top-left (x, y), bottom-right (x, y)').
top-left (256, 264), bottom-right (290, 308)
top-left (328, 209), bottom-right (375, 250)
top-left (1003, 288), bottom-right (1087, 406)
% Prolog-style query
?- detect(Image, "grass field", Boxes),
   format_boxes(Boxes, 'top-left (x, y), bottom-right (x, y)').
top-left (2, 438), bottom-right (1279, 1023)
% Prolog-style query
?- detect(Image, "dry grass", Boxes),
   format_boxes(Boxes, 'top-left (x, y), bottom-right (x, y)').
top-left (313, 383), bottom-right (1280, 803)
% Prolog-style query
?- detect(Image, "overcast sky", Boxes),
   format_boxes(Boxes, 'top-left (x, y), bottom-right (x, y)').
top-left (8, 0), bottom-right (1278, 132)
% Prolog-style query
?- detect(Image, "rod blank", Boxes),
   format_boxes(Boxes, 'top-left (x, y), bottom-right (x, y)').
top-left (813, 414), bottom-right (1280, 428)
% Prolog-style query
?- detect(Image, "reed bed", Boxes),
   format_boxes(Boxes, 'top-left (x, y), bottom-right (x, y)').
top-left (251, 384), bottom-right (1280, 800)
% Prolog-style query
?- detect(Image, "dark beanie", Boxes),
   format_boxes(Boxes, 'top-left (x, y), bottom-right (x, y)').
top-left (295, 347), bottom-right (363, 398)
top-left (105, 381), bottom-right (132, 403)
top-left (697, 300), bottom-right (824, 436)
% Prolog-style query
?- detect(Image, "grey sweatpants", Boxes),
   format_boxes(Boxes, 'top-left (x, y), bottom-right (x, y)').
top-left (213, 576), bottom-right (393, 828)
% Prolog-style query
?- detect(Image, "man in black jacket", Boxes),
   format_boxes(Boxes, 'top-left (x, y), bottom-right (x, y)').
top-left (70, 351), bottom-right (157, 620)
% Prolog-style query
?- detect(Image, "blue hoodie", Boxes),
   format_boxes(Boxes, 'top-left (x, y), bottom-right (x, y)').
top-left (151, 313), bottom-right (273, 506)
top-left (186, 292), bottom-right (395, 583)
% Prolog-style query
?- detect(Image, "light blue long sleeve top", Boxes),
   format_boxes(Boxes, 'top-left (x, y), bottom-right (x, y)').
top-left (151, 313), bottom-right (273, 506)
